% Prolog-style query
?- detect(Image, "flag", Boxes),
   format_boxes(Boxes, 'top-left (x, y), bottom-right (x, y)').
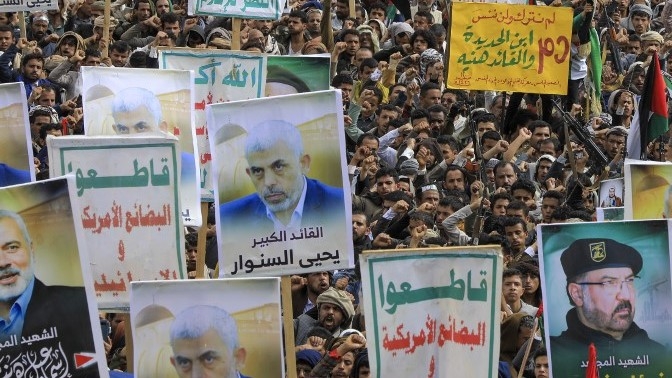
top-left (586, 26), bottom-right (602, 115)
top-left (638, 52), bottom-right (669, 159)
top-left (662, 71), bottom-right (672, 98)
top-left (586, 343), bottom-right (599, 378)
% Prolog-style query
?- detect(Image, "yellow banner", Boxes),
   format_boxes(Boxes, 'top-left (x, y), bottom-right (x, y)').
top-left (447, 3), bottom-right (572, 94)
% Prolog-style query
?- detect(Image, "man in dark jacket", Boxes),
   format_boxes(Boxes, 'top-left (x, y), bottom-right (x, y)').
top-left (0, 210), bottom-right (98, 377)
top-left (550, 238), bottom-right (666, 377)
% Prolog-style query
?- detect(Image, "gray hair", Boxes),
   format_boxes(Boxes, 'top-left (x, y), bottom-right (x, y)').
top-left (111, 87), bottom-right (163, 127)
top-left (245, 120), bottom-right (304, 160)
top-left (0, 210), bottom-right (32, 247)
top-left (169, 305), bottom-right (239, 352)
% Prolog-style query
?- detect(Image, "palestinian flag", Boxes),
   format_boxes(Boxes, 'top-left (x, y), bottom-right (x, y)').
top-left (638, 52), bottom-right (669, 160)
top-left (663, 71), bottom-right (672, 98)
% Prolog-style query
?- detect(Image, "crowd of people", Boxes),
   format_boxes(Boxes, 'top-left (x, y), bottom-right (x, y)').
top-left (3, 0), bottom-right (671, 375)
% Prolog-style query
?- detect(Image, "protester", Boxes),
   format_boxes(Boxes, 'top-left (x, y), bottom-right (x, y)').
top-left (7, 0), bottom-right (672, 374)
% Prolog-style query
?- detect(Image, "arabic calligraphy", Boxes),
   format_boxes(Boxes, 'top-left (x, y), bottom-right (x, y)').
top-left (94, 271), bottom-right (133, 296)
top-left (158, 269), bottom-right (178, 280)
top-left (222, 64), bottom-right (257, 88)
top-left (81, 202), bottom-right (171, 234)
top-left (381, 314), bottom-right (486, 356)
top-left (204, 0), bottom-right (235, 10)
top-left (0, 0), bottom-right (55, 9)
top-left (197, 0), bottom-right (277, 17)
top-left (230, 248), bottom-right (340, 275)
top-left (194, 62), bottom-right (259, 88)
top-left (579, 355), bottom-right (651, 369)
top-left (0, 328), bottom-right (59, 350)
top-left (474, 75), bottom-right (561, 88)
top-left (471, 8), bottom-right (557, 29)
top-left (241, 0), bottom-right (269, 11)
top-left (0, 339), bottom-right (69, 378)
top-left (457, 26), bottom-right (569, 74)
top-left (448, 2), bottom-right (572, 94)
top-left (379, 270), bottom-right (488, 314)
top-left (200, 153), bottom-right (211, 164)
top-left (251, 227), bottom-right (324, 248)
top-left (195, 125), bottom-right (208, 136)
top-left (69, 158), bottom-right (171, 197)
top-left (25, 0), bottom-right (52, 7)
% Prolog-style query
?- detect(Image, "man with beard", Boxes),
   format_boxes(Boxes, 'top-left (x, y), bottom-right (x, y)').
top-left (115, 0), bottom-right (153, 40)
top-left (0, 211), bottom-right (97, 376)
top-left (107, 40), bottom-right (131, 67)
top-left (291, 271), bottom-right (331, 318)
top-left (502, 216), bottom-right (533, 266)
top-left (621, 4), bottom-right (652, 36)
top-left (27, 13), bottom-right (58, 55)
top-left (219, 120), bottom-right (343, 233)
top-left (294, 287), bottom-right (355, 345)
top-left (600, 187), bottom-right (623, 208)
top-left (551, 238), bottom-right (665, 377)
top-left (332, 0), bottom-right (350, 31)
top-left (253, 19), bottom-right (283, 55)
top-left (281, 10), bottom-right (310, 55)
top-left (329, 211), bottom-right (371, 306)
top-left (0, 48), bottom-right (52, 99)
top-left (494, 161), bottom-right (518, 193)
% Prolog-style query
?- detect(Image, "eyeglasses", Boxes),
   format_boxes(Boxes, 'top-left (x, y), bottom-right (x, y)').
top-left (575, 276), bottom-right (639, 294)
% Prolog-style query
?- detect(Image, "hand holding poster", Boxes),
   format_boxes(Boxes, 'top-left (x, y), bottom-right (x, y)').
top-left (539, 221), bottom-right (672, 377)
top-left (48, 136), bottom-right (185, 309)
top-left (0, 177), bottom-right (107, 377)
top-left (207, 90), bottom-right (352, 277)
top-left (360, 247), bottom-right (502, 378)
top-left (447, 3), bottom-right (572, 94)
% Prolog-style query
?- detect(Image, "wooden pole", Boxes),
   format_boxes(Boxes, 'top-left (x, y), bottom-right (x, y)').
top-left (231, 18), bottom-right (241, 51)
top-left (18, 12), bottom-right (25, 39)
top-left (516, 317), bottom-right (538, 378)
top-left (196, 202), bottom-right (209, 279)
top-left (281, 276), bottom-right (297, 378)
top-left (348, 0), bottom-right (355, 18)
top-left (124, 314), bottom-right (133, 373)
top-left (102, 0), bottom-right (111, 58)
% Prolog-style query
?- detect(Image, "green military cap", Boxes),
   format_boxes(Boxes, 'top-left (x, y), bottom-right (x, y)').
top-left (560, 238), bottom-right (643, 281)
